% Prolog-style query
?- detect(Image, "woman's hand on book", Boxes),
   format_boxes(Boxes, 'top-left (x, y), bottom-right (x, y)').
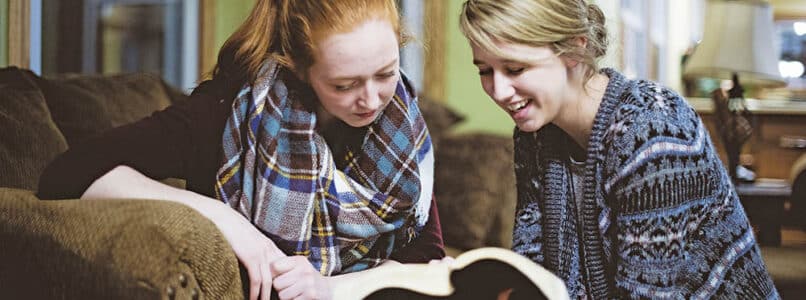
top-left (271, 256), bottom-right (332, 300)
top-left (207, 202), bottom-right (286, 300)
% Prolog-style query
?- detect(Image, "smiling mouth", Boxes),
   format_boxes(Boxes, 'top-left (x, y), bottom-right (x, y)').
top-left (506, 99), bottom-right (532, 113)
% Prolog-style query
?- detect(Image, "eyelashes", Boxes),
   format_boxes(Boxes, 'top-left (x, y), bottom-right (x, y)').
top-left (333, 70), bottom-right (398, 92)
top-left (478, 67), bottom-right (526, 76)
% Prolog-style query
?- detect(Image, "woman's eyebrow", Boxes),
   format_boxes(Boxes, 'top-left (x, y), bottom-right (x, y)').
top-left (375, 58), bottom-right (399, 72)
top-left (329, 58), bottom-right (399, 81)
top-left (473, 58), bottom-right (529, 66)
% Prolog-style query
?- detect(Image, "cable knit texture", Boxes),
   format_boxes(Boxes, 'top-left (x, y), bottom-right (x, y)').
top-left (512, 68), bottom-right (778, 299)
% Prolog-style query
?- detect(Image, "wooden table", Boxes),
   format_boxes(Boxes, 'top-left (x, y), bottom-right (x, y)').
top-left (735, 178), bottom-right (792, 246)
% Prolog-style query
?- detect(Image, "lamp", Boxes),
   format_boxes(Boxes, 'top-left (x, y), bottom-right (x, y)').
top-left (683, 0), bottom-right (787, 182)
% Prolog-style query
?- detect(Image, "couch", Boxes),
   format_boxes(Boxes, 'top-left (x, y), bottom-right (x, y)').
top-left (0, 67), bottom-right (243, 299)
top-left (0, 66), bottom-right (518, 298)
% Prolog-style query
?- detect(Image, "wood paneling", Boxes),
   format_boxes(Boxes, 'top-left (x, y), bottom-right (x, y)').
top-left (8, 0), bottom-right (28, 68)
top-left (423, 0), bottom-right (445, 102)
top-left (199, 0), bottom-right (216, 80)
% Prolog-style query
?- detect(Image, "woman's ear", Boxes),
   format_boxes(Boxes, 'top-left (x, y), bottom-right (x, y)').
top-left (564, 57), bottom-right (580, 68)
top-left (573, 36), bottom-right (588, 49)
top-left (563, 36), bottom-right (589, 68)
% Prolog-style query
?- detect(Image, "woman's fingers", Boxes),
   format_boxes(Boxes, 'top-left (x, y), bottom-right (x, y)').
top-left (276, 279), bottom-right (305, 300)
top-left (271, 268), bottom-right (297, 291)
top-left (271, 256), bottom-right (330, 300)
top-left (259, 263), bottom-right (273, 300)
top-left (246, 263), bottom-right (262, 300)
top-left (209, 204), bottom-right (289, 300)
top-left (271, 256), bottom-right (303, 275)
top-left (271, 256), bottom-right (305, 290)
top-left (245, 247), bottom-right (282, 300)
top-left (276, 273), bottom-right (322, 300)
top-left (259, 243), bottom-right (284, 300)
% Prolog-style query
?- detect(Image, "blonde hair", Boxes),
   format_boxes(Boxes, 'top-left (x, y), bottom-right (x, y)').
top-left (459, 0), bottom-right (607, 84)
top-left (213, 0), bottom-right (408, 85)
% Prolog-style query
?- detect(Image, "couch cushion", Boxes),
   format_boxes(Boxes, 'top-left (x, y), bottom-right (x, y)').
top-left (37, 72), bottom-right (186, 145)
top-left (0, 68), bottom-right (69, 191)
top-left (417, 95), bottom-right (464, 146)
top-left (435, 133), bottom-right (516, 250)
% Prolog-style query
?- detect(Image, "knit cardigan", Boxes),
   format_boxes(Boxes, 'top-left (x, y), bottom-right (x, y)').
top-left (512, 68), bottom-right (778, 299)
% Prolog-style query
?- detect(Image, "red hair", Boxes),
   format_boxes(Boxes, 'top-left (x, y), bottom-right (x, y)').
top-left (213, 0), bottom-right (407, 85)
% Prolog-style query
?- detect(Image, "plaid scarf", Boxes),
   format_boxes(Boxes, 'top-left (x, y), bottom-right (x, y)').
top-left (215, 60), bottom-right (433, 275)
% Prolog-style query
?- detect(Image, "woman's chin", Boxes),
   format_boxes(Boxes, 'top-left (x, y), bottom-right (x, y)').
top-left (344, 118), bottom-right (374, 128)
top-left (515, 120), bottom-right (543, 133)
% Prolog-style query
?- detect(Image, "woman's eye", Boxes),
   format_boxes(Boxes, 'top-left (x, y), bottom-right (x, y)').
top-left (507, 67), bottom-right (525, 75)
top-left (378, 70), bottom-right (397, 79)
top-left (478, 68), bottom-right (492, 76)
top-left (334, 82), bottom-right (356, 91)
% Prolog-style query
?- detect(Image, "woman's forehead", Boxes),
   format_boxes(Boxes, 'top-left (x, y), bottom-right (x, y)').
top-left (472, 41), bottom-right (556, 65)
top-left (310, 19), bottom-right (400, 79)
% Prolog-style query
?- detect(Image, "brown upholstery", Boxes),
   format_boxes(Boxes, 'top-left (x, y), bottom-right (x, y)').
top-left (37, 72), bottom-right (187, 145)
top-left (0, 188), bottom-right (243, 299)
top-left (0, 68), bottom-right (69, 190)
top-left (435, 133), bottom-right (516, 250)
top-left (0, 67), bottom-right (236, 299)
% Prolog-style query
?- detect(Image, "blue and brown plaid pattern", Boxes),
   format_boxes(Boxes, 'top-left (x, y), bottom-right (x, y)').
top-left (215, 61), bottom-right (433, 275)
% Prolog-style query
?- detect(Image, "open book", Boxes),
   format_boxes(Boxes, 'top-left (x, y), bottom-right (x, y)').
top-left (331, 247), bottom-right (569, 300)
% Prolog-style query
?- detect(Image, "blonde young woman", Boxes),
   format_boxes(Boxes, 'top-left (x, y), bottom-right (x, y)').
top-left (38, 1), bottom-right (444, 299)
top-left (459, 0), bottom-right (777, 298)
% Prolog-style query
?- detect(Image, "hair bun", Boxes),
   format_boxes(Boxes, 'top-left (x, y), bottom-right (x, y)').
top-left (586, 3), bottom-right (605, 26)
top-left (585, 3), bottom-right (608, 58)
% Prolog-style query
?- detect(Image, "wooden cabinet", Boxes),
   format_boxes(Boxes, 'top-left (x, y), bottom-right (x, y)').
top-left (690, 98), bottom-right (806, 180)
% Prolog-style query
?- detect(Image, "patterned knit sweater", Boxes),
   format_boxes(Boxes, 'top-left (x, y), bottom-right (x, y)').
top-left (512, 68), bottom-right (778, 299)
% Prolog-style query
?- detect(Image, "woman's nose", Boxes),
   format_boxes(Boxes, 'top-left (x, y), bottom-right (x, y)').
top-left (359, 82), bottom-right (382, 109)
top-left (490, 74), bottom-right (514, 103)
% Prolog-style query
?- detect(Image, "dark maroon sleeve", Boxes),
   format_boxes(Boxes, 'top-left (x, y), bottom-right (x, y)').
top-left (36, 80), bottom-right (225, 200)
top-left (389, 196), bottom-right (446, 263)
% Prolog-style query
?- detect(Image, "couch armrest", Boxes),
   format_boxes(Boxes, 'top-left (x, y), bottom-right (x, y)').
top-left (0, 188), bottom-right (243, 299)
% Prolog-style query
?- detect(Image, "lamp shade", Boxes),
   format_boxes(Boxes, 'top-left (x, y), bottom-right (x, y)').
top-left (683, 0), bottom-right (786, 88)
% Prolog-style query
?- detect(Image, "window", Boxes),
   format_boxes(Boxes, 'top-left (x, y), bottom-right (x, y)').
top-left (41, 0), bottom-right (199, 91)
top-left (398, 0), bottom-right (425, 92)
top-left (777, 20), bottom-right (806, 91)
top-left (754, 18), bottom-right (806, 101)
top-left (620, 0), bottom-right (668, 82)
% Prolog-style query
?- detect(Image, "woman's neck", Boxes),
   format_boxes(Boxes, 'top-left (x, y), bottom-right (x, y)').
top-left (555, 72), bottom-right (610, 151)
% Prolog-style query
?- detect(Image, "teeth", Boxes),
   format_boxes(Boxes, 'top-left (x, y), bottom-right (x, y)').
top-left (507, 99), bottom-right (530, 112)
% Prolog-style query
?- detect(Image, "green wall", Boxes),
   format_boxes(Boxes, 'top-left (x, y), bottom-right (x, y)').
top-left (444, 0), bottom-right (513, 136)
top-left (0, 0), bottom-right (7, 67)
top-left (214, 0), bottom-right (255, 54)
